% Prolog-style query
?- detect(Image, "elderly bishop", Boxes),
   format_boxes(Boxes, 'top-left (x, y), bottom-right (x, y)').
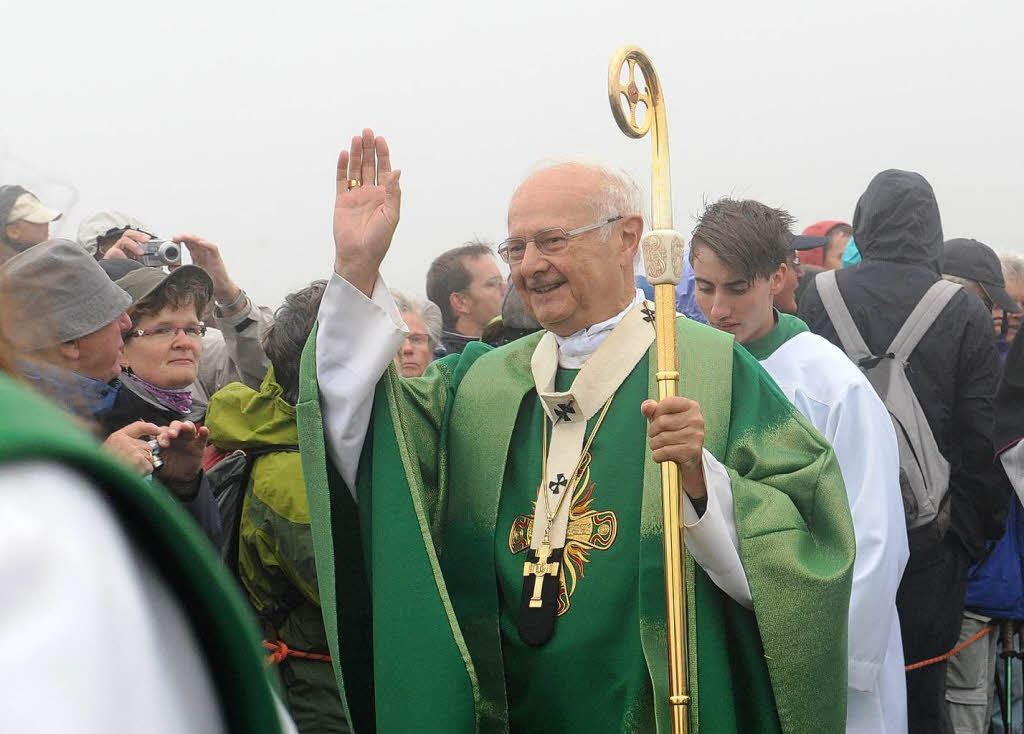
top-left (297, 129), bottom-right (856, 733)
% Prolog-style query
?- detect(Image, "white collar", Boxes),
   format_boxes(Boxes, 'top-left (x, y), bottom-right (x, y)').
top-left (552, 289), bottom-right (646, 368)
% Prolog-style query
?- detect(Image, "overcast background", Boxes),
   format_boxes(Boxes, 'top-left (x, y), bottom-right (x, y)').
top-left (4, 0), bottom-right (1021, 307)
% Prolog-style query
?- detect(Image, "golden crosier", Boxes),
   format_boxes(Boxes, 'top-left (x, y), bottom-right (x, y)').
top-left (608, 46), bottom-right (691, 734)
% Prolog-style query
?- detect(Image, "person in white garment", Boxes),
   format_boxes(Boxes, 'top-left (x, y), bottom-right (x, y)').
top-left (689, 197), bottom-right (910, 734)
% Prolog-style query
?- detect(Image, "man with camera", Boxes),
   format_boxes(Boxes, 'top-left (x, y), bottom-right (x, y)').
top-left (79, 210), bottom-right (274, 410)
top-left (1, 239), bottom-right (210, 486)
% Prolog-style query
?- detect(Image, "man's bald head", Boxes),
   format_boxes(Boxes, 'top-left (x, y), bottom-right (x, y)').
top-left (505, 160), bottom-right (644, 336)
top-left (510, 159), bottom-right (643, 228)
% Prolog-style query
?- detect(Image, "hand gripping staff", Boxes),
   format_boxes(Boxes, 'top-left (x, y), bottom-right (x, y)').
top-left (608, 46), bottom-right (691, 734)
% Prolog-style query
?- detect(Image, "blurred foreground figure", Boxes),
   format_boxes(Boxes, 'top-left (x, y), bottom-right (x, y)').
top-left (0, 262), bottom-right (295, 733)
top-left (206, 280), bottom-right (349, 733)
top-left (799, 170), bottom-right (1011, 734)
top-left (297, 129), bottom-right (855, 733)
top-left (691, 198), bottom-right (909, 734)
top-left (0, 185), bottom-right (62, 263)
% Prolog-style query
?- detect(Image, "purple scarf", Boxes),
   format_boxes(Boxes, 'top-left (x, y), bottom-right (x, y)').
top-left (130, 372), bottom-right (194, 415)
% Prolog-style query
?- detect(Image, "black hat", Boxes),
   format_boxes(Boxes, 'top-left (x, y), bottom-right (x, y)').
top-left (942, 238), bottom-right (1022, 313)
top-left (790, 234), bottom-right (828, 251)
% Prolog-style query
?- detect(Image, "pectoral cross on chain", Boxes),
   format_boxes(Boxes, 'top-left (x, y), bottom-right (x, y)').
top-left (522, 541), bottom-right (561, 608)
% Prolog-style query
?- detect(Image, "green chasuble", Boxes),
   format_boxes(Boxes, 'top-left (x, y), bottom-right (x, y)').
top-left (0, 374), bottom-right (285, 734)
top-left (297, 314), bottom-right (855, 734)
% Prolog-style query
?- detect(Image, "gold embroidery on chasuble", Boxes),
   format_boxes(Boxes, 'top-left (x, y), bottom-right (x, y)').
top-left (508, 463), bottom-right (618, 616)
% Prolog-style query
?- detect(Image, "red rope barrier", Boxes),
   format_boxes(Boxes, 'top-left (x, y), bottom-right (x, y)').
top-left (905, 624), bottom-right (994, 672)
top-left (263, 640), bottom-right (332, 665)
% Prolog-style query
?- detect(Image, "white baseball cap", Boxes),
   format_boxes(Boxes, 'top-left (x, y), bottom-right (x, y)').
top-left (6, 192), bottom-right (62, 224)
top-left (77, 210), bottom-right (152, 255)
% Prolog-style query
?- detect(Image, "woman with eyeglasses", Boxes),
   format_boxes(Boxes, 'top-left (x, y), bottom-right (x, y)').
top-left (99, 265), bottom-right (223, 546)
top-left (390, 289), bottom-right (443, 377)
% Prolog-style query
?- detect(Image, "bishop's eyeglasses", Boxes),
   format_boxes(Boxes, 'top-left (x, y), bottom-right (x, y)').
top-left (497, 216), bottom-right (623, 264)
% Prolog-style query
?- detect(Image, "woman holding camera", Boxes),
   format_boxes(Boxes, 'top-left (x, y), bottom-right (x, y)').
top-left (98, 264), bottom-right (223, 546)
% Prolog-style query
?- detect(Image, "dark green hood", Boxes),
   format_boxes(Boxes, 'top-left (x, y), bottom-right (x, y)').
top-left (206, 367), bottom-right (298, 451)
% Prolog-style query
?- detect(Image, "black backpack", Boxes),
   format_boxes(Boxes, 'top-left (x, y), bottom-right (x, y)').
top-left (206, 446), bottom-right (299, 575)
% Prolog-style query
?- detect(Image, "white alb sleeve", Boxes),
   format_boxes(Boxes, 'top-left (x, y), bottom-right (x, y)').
top-left (827, 380), bottom-right (909, 692)
top-left (316, 272), bottom-right (408, 494)
top-left (681, 449), bottom-right (753, 608)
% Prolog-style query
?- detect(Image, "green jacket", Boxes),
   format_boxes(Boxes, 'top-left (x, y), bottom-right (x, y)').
top-left (0, 371), bottom-right (284, 734)
top-left (207, 368), bottom-right (348, 734)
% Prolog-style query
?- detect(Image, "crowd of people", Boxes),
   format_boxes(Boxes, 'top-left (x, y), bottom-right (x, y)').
top-left (0, 128), bottom-right (1021, 734)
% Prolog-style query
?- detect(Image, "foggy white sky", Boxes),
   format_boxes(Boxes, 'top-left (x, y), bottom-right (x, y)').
top-left (4, 0), bottom-right (1022, 307)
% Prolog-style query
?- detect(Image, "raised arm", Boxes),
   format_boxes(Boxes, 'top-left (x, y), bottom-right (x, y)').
top-left (316, 130), bottom-right (409, 491)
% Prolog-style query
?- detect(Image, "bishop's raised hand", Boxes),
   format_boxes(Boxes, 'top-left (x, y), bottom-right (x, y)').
top-left (333, 128), bottom-right (402, 297)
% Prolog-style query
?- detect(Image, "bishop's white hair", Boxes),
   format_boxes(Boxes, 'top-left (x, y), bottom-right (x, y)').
top-left (513, 157), bottom-right (648, 230)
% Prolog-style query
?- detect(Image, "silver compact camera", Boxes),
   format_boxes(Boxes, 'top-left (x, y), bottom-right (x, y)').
top-left (138, 240), bottom-right (182, 267)
top-left (146, 438), bottom-right (164, 470)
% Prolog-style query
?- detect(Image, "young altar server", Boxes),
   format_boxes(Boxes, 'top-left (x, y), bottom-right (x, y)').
top-left (691, 198), bottom-right (910, 734)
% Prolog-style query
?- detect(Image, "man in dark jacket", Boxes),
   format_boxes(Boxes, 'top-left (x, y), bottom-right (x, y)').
top-left (798, 169), bottom-right (1011, 734)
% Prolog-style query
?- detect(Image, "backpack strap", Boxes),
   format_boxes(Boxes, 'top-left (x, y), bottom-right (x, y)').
top-left (815, 269), bottom-right (872, 362)
top-left (887, 280), bottom-right (962, 361)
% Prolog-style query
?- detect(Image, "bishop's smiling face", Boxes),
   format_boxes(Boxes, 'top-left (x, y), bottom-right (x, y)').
top-left (507, 165), bottom-right (640, 337)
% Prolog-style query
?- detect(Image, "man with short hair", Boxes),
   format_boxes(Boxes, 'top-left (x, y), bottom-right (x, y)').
top-left (298, 129), bottom-right (856, 733)
top-left (690, 197), bottom-right (909, 734)
top-left (798, 169), bottom-right (1011, 734)
top-left (0, 185), bottom-right (62, 262)
top-left (775, 233), bottom-right (827, 315)
top-left (426, 241), bottom-right (507, 354)
top-left (822, 223), bottom-right (855, 271)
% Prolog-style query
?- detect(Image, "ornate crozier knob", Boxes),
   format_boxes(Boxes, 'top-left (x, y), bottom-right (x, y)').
top-left (641, 229), bottom-right (686, 286)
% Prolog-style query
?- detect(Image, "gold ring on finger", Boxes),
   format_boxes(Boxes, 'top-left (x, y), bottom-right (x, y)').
top-left (347, 178), bottom-right (361, 190)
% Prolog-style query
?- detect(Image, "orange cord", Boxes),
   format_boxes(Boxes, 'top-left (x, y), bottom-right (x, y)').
top-left (905, 624), bottom-right (994, 672)
top-left (265, 624), bottom-right (994, 671)
top-left (263, 640), bottom-right (333, 665)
